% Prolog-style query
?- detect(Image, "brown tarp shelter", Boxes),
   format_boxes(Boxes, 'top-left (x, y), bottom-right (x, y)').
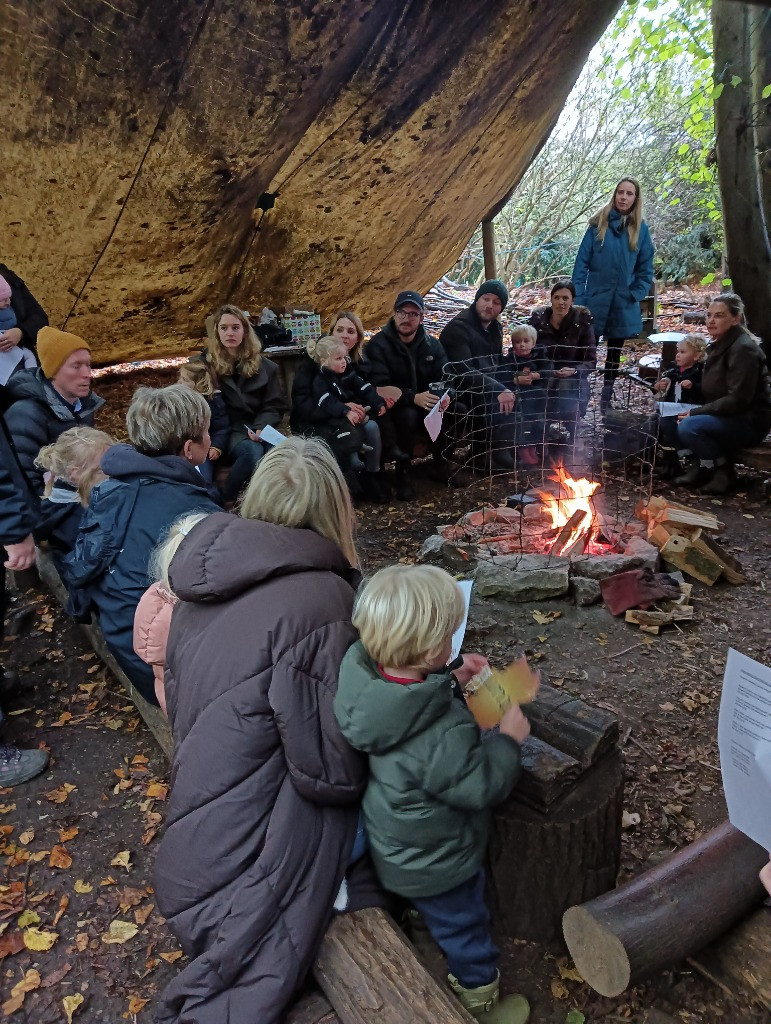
top-left (1, 1), bottom-right (621, 362)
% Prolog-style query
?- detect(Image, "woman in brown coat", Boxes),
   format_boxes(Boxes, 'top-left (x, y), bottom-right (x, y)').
top-left (675, 292), bottom-right (771, 494)
top-left (154, 437), bottom-right (378, 1024)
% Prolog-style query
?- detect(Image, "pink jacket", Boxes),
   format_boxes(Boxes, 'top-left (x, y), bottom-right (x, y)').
top-left (133, 582), bottom-right (177, 715)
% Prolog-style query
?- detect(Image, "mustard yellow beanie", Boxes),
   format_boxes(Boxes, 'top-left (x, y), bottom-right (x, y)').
top-left (37, 326), bottom-right (90, 379)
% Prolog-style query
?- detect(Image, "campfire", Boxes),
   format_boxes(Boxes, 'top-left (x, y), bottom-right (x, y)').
top-left (537, 465), bottom-right (602, 557)
top-left (438, 465), bottom-right (643, 559)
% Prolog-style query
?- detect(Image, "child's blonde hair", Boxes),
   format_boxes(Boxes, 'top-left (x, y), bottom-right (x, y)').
top-left (679, 334), bottom-right (708, 362)
top-left (35, 426), bottom-right (116, 501)
top-left (510, 324), bottom-right (537, 346)
top-left (178, 360), bottom-right (217, 398)
top-left (149, 512), bottom-right (211, 593)
top-left (308, 335), bottom-right (347, 366)
top-left (353, 564), bottom-right (465, 668)
top-left (240, 435), bottom-right (359, 568)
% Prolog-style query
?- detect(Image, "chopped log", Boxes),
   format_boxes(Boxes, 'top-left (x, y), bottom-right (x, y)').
top-left (35, 550), bottom-right (173, 759)
top-left (562, 821), bottom-right (769, 997)
top-left (657, 507), bottom-right (724, 532)
top-left (516, 736), bottom-right (582, 811)
top-left (697, 906), bottom-right (771, 1010)
top-left (549, 509), bottom-right (588, 556)
top-left (488, 750), bottom-right (624, 943)
top-left (313, 908), bottom-right (474, 1024)
top-left (526, 683), bottom-right (619, 767)
top-left (625, 606), bottom-right (694, 628)
top-left (658, 532), bottom-right (724, 585)
top-left (696, 534), bottom-right (745, 584)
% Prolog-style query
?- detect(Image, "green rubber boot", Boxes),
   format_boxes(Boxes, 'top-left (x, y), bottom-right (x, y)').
top-left (448, 971), bottom-right (530, 1023)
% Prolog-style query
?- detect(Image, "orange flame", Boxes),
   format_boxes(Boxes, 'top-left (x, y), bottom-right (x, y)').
top-left (538, 465), bottom-right (601, 552)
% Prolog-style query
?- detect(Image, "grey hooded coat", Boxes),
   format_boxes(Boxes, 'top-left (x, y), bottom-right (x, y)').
top-left (154, 512), bottom-right (373, 1024)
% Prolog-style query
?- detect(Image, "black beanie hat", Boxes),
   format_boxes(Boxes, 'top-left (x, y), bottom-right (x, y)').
top-left (474, 279), bottom-right (509, 309)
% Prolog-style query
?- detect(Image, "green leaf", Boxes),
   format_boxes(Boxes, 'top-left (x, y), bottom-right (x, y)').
top-left (701, 273), bottom-right (716, 285)
top-left (762, 84), bottom-right (771, 100)
top-left (677, 143), bottom-right (690, 155)
top-left (566, 1013), bottom-right (586, 1024)
top-left (730, 75), bottom-right (742, 88)
top-left (721, 278), bottom-right (732, 287)
top-left (712, 83), bottom-right (724, 99)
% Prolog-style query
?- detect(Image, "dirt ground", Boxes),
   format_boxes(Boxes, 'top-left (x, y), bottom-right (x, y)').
top-left (1, 369), bottom-right (770, 1023)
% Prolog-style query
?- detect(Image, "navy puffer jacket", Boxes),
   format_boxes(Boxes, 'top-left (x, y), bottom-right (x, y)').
top-left (62, 445), bottom-right (220, 704)
top-left (4, 369), bottom-right (104, 496)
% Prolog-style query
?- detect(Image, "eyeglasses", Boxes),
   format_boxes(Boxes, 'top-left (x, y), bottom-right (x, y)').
top-left (396, 309), bottom-right (422, 319)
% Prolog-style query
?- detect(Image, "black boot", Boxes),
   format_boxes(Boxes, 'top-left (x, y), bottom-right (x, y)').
top-left (427, 453), bottom-right (467, 488)
top-left (361, 470), bottom-right (391, 504)
top-left (701, 463), bottom-right (736, 495)
top-left (393, 459), bottom-right (415, 501)
top-left (655, 449), bottom-right (681, 480)
top-left (674, 460), bottom-right (711, 487)
top-left (490, 448), bottom-right (515, 472)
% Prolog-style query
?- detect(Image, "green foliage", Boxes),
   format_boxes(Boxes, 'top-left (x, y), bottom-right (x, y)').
top-left (451, 0), bottom-right (723, 287)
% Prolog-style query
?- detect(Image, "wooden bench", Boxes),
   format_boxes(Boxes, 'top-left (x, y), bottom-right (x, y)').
top-left (32, 551), bottom-right (474, 1024)
top-left (735, 436), bottom-right (771, 497)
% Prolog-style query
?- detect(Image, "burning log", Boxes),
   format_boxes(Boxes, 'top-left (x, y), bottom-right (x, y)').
top-left (549, 509), bottom-right (588, 556)
top-left (562, 821), bottom-right (769, 997)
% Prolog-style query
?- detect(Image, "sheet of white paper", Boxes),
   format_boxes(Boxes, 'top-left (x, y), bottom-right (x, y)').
top-left (647, 331), bottom-right (688, 344)
top-left (450, 580), bottom-right (473, 661)
top-left (718, 648), bottom-right (771, 851)
top-left (658, 402), bottom-right (701, 417)
top-left (258, 424), bottom-right (286, 446)
top-left (424, 391), bottom-right (450, 443)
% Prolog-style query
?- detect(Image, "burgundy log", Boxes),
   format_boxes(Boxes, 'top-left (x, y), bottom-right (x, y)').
top-left (562, 821), bottom-right (769, 997)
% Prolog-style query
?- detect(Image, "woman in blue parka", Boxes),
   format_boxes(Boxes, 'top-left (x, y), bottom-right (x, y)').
top-left (572, 177), bottom-right (654, 414)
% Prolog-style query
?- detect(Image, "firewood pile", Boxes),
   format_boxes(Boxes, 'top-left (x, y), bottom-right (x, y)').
top-left (637, 496), bottom-right (744, 587)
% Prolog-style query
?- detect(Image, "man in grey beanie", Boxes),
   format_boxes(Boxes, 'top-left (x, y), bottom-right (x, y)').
top-left (439, 280), bottom-right (517, 471)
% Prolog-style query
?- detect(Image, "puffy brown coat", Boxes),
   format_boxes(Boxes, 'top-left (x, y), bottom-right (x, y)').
top-left (154, 512), bottom-right (375, 1024)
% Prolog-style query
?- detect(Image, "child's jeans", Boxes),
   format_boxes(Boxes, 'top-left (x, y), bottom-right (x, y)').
top-left (411, 869), bottom-right (498, 988)
top-left (361, 418), bottom-right (382, 472)
top-left (349, 810), bottom-right (368, 864)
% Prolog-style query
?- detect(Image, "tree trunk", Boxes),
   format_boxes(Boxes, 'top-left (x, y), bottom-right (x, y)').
top-left (313, 908), bottom-right (474, 1024)
top-left (487, 750), bottom-right (624, 944)
top-left (713, 1), bottom-right (771, 359)
top-left (697, 906), bottom-right (771, 1011)
top-left (482, 220), bottom-right (498, 282)
top-left (751, 7), bottom-right (771, 231)
top-left (562, 821), bottom-right (769, 997)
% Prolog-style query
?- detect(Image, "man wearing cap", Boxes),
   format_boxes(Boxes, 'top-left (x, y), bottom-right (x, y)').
top-left (5, 326), bottom-right (104, 496)
top-left (364, 290), bottom-right (458, 499)
top-left (440, 279), bottom-right (517, 471)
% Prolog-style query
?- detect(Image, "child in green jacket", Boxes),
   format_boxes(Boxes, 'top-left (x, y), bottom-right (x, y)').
top-left (334, 564), bottom-right (531, 1023)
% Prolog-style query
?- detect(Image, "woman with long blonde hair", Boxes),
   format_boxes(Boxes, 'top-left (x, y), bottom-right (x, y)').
top-left (572, 177), bottom-right (654, 414)
top-left (199, 304), bottom-right (286, 503)
top-left (154, 437), bottom-right (379, 1024)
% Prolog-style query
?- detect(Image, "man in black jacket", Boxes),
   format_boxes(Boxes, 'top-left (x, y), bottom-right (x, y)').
top-left (439, 280), bottom-right (518, 471)
top-left (365, 291), bottom-right (462, 498)
top-left (0, 404), bottom-right (49, 786)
